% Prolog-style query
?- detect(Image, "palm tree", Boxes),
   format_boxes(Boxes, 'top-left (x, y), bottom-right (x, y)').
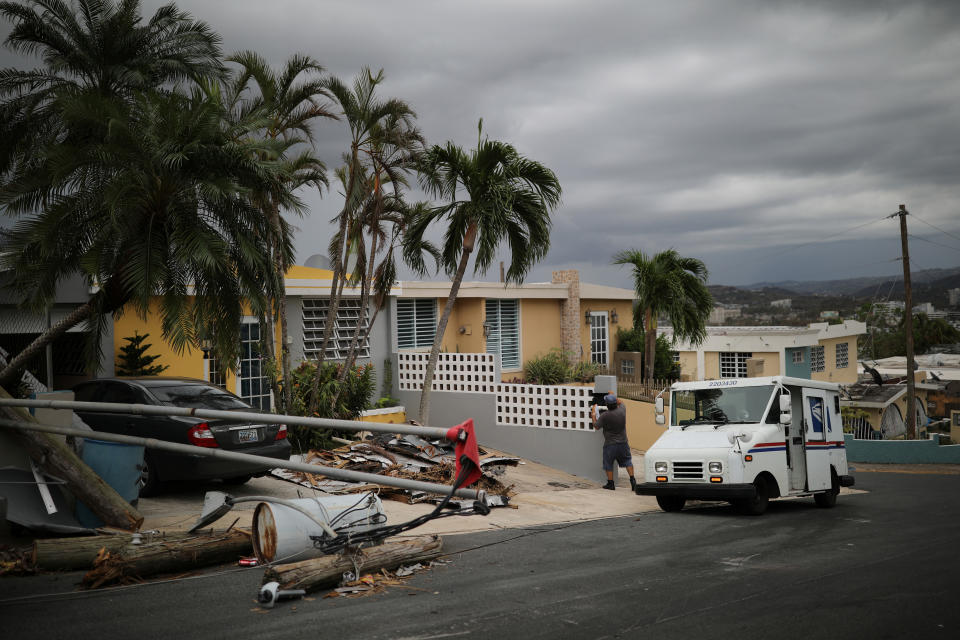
top-left (306, 68), bottom-right (418, 413)
top-left (0, 0), bottom-right (223, 171)
top-left (613, 249), bottom-right (713, 383)
top-left (0, 0), bottom-right (226, 386)
top-left (405, 121), bottom-right (562, 423)
top-left (223, 51), bottom-right (334, 412)
top-left (0, 88), bottom-right (291, 387)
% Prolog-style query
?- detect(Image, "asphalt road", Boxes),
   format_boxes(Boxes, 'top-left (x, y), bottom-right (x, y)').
top-left (2, 468), bottom-right (958, 639)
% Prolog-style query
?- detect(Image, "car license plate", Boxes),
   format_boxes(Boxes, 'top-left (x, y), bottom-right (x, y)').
top-left (237, 428), bottom-right (259, 443)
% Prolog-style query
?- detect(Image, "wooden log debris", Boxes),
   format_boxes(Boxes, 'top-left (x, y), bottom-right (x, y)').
top-left (34, 531), bottom-right (218, 572)
top-left (0, 387), bottom-right (143, 531)
top-left (81, 529), bottom-right (253, 589)
top-left (263, 534), bottom-right (443, 593)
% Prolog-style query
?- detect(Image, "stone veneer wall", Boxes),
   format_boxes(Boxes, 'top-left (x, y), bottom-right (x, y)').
top-left (552, 269), bottom-right (581, 360)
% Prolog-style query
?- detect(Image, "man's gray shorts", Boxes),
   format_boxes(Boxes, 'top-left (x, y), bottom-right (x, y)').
top-left (602, 442), bottom-right (633, 471)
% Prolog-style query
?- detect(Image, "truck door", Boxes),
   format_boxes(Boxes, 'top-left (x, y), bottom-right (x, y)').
top-left (801, 389), bottom-right (831, 491)
top-left (783, 389), bottom-right (806, 491)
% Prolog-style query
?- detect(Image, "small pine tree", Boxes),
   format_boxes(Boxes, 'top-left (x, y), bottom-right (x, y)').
top-left (115, 332), bottom-right (169, 376)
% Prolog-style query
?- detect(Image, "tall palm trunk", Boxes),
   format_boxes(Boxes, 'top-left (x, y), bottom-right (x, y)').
top-left (418, 222), bottom-right (477, 424)
top-left (0, 302), bottom-right (95, 388)
top-left (644, 307), bottom-right (655, 384)
top-left (308, 148), bottom-right (359, 413)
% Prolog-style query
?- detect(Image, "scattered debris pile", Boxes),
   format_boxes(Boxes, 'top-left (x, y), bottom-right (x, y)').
top-left (273, 434), bottom-right (519, 507)
top-left (325, 559), bottom-right (449, 598)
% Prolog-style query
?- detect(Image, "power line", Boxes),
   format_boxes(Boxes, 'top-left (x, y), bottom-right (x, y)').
top-left (907, 233), bottom-right (960, 254)
top-left (910, 213), bottom-right (960, 244)
top-left (758, 214), bottom-right (889, 260)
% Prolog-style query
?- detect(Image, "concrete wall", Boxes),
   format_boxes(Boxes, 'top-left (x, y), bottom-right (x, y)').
top-left (623, 398), bottom-right (668, 452)
top-left (844, 433), bottom-right (960, 463)
top-left (520, 298), bottom-right (563, 363)
top-left (812, 335), bottom-right (858, 384)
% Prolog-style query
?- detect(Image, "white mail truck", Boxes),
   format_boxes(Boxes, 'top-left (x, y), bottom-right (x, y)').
top-left (635, 376), bottom-right (855, 515)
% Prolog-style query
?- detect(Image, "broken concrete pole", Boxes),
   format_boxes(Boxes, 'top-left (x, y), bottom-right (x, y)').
top-left (0, 387), bottom-right (143, 531)
top-left (82, 529), bottom-right (253, 588)
top-left (263, 534), bottom-right (443, 593)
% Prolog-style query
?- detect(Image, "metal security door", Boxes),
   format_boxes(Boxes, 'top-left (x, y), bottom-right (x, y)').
top-left (801, 389), bottom-right (831, 491)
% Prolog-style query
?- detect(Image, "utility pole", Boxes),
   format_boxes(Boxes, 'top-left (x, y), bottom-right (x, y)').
top-left (893, 204), bottom-right (917, 439)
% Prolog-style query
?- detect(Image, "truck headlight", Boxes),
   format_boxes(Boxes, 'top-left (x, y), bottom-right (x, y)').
top-left (654, 461), bottom-right (668, 473)
top-left (708, 461), bottom-right (723, 474)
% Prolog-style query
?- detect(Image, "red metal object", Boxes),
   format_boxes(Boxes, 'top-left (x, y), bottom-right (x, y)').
top-left (446, 418), bottom-right (482, 487)
top-left (238, 557), bottom-right (259, 567)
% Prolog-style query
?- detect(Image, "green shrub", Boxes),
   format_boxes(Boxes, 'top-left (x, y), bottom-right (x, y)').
top-left (523, 349), bottom-right (571, 384)
top-left (570, 359), bottom-right (601, 383)
top-left (286, 360), bottom-right (375, 451)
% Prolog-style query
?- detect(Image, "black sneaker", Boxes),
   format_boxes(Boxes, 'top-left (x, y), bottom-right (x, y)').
top-left (630, 477), bottom-right (637, 491)
top-left (602, 481), bottom-right (615, 490)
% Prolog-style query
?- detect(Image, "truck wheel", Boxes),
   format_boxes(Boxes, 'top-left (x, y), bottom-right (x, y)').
top-left (814, 470), bottom-right (840, 508)
top-left (737, 476), bottom-right (769, 516)
top-left (656, 496), bottom-right (686, 512)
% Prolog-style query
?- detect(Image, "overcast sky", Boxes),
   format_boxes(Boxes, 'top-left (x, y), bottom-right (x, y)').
top-left (4, 0), bottom-right (960, 288)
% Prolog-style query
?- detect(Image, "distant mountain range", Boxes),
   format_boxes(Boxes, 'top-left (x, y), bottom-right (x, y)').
top-left (737, 267), bottom-right (960, 297)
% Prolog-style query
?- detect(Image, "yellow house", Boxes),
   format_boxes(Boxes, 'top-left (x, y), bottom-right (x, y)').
top-left (664, 321), bottom-right (867, 384)
top-left (109, 266), bottom-right (633, 403)
top-left (391, 270), bottom-right (634, 380)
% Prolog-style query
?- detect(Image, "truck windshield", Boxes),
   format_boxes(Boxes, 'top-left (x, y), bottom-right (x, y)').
top-left (671, 385), bottom-right (776, 426)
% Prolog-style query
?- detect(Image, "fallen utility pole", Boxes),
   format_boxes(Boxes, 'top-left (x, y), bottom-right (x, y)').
top-left (0, 419), bottom-right (486, 502)
top-left (33, 530), bottom-right (219, 572)
top-left (0, 397), bottom-right (450, 440)
top-left (263, 534), bottom-right (443, 593)
top-left (0, 389), bottom-right (143, 531)
top-left (82, 528), bottom-right (252, 589)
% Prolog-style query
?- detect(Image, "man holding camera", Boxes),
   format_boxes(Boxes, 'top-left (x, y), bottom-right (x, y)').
top-left (593, 393), bottom-right (636, 491)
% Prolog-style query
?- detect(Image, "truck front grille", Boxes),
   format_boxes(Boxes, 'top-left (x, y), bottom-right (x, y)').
top-left (672, 461), bottom-right (703, 480)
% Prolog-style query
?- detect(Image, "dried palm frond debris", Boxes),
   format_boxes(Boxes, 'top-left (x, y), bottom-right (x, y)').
top-left (272, 433), bottom-right (518, 507)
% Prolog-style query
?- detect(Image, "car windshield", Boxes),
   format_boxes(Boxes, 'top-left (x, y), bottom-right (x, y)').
top-left (149, 385), bottom-right (251, 410)
top-left (672, 385), bottom-right (776, 426)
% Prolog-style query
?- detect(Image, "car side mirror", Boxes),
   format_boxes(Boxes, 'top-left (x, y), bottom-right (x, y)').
top-left (780, 412), bottom-right (791, 425)
top-left (655, 397), bottom-right (664, 414)
top-left (655, 415), bottom-right (665, 425)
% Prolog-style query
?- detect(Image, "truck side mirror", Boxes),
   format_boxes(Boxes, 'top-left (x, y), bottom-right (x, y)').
top-left (655, 414), bottom-right (665, 425)
top-left (780, 411), bottom-right (791, 425)
top-left (655, 397), bottom-right (664, 414)
top-left (779, 395), bottom-right (791, 412)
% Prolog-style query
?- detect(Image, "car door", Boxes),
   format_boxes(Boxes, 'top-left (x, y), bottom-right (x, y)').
top-left (801, 388), bottom-right (831, 491)
top-left (77, 381), bottom-right (153, 437)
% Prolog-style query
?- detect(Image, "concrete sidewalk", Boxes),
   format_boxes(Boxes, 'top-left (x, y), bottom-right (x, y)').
top-left (137, 451), bottom-right (660, 536)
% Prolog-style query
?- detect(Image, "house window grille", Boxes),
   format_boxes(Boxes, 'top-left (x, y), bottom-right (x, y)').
top-left (792, 350), bottom-right (804, 364)
top-left (302, 298), bottom-right (369, 361)
top-left (811, 346), bottom-right (825, 372)
top-left (719, 352), bottom-right (751, 378)
top-left (206, 352), bottom-right (226, 389)
top-left (397, 298), bottom-right (437, 350)
top-left (485, 299), bottom-right (520, 369)
top-left (621, 359), bottom-right (634, 376)
top-left (835, 342), bottom-right (849, 369)
top-left (239, 320), bottom-right (270, 410)
top-left (672, 352), bottom-right (681, 364)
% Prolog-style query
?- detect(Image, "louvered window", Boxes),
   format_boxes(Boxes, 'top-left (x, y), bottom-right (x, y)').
top-left (396, 298), bottom-right (437, 350)
top-left (835, 342), bottom-right (849, 369)
top-left (720, 352), bottom-right (751, 378)
top-left (485, 299), bottom-right (520, 369)
top-left (302, 298), bottom-right (369, 361)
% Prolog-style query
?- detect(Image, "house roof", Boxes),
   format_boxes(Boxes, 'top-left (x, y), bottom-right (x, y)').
top-left (840, 383), bottom-right (906, 408)
top-left (664, 321), bottom-right (867, 352)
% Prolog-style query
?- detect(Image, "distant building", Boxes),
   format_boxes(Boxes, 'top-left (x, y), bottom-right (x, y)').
top-left (948, 288), bottom-right (960, 307)
top-left (914, 302), bottom-right (935, 315)
top-left (770, 299), bottom-right (792, 309)
top-left (819, 310), bottom-right (840, 320)
top-left (874, 301), bottom-right (905, 315)
top-left (663, 321), bottom-right (867, 384)
top-left (708, 304), bottom-right (742, 324)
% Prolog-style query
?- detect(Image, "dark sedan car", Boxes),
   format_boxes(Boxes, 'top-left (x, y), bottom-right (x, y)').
top-left (72, 377), bottom-right (291, 496)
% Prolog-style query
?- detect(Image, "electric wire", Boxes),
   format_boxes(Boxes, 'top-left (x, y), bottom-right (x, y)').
top-left (909, 213), bottom-right (960, 244)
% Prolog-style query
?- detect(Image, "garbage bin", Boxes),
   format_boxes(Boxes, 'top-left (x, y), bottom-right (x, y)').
top-left (75, 439), bottom-right (145, 528)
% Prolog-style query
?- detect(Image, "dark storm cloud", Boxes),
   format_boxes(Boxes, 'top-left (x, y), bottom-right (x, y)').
top-left (3, 0), bottom-right (959, 286)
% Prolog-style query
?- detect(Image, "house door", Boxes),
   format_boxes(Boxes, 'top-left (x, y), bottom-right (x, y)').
top-left (238, 318), bottom-right (271, 410)
top-left (801, 389), bottom-right (831, 491)
top-left (784, 389), bottom-right (806, 492)
top-left (589, 312), bottom-right (609, 366)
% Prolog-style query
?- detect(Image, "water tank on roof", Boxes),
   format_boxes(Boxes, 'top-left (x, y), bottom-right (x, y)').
top-left (304, 254), bottom-right (331, 270)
